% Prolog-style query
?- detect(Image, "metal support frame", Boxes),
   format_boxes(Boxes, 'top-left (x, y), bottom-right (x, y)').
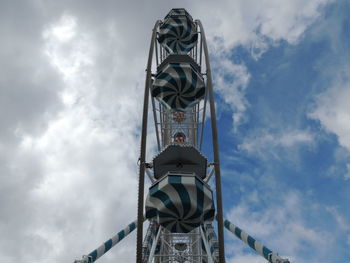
top-left (199, 84), bottom-right (208, 151)
top-left (199, 31), bottom-right (203, 67)
top-left (205, 166), bottom-right (215, 183)
top-left (136, 20), bottom-right (161, 263)
top-left (196, 19), bottom-right (226, 263)
top-left (155, 229), bottom-right (204, 263)
top-left (147, 227), bottom-right (161, 263)
top-left (159, 107), bottom-right (198, 147)
top-left (200, 227), bottom-right (214, 263)
top-left (151, 92), bottom-right (161, 151)
top-left (202, 223), bottom-right (219, 263)
top-left (138, 15), bottom-right (226, 263)
top-left (145, 168), bottom-right (155, 184)
top-left (159, 101), bottom-right (164, 148)
top-left (142, 221), bottom-right (158, 263)
top-left (196, 26), bottom-right (208, 152)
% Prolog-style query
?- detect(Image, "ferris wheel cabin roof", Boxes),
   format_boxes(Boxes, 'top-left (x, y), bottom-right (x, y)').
top-left (156, 54), bottom-right (200, 74)
top-left (152, 144), bottom-right (208, 180)
top-left (164, 8), bottom-right (193, 21)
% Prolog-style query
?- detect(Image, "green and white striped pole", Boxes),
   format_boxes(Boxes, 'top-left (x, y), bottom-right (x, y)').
top-left (75, 217), bottom-right (145, 263)
top-left (223, 218), bottom-right (290, 263)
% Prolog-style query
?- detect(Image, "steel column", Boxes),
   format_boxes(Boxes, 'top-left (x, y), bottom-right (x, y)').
top-left (196, 19), bottom-right (226, 263)
top-left (136, 20), bottom-right (161, 263)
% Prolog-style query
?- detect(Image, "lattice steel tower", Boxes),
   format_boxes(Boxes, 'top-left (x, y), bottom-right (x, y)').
top-left (75, 9), bottom-right (290, 263)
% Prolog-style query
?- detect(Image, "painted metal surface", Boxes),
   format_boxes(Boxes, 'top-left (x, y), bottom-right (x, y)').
top-left (152, 145), bottom-right (207, 179)
top-left (223, 218), bottom-right (290, 263)
top-left (75, 218), bottom-right (144, 263)
top-left (158, 9), bottom-right (197, 54)
top-left (146, 173), bottom-right (215, 233)
top-left (152, 62), bottom-right (205, 111)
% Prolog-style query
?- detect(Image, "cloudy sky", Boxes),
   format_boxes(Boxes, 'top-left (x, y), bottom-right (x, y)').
top-left (1, 0), bottom-right (349, 262)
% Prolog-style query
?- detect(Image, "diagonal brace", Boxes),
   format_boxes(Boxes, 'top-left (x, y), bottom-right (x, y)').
top-left (74, 217), bottom-right (145, 263)
top-left (222, 218), bottom-right (290, 263)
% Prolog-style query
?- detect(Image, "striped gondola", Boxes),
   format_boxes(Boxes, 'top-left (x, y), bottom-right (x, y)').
top-left (152, 62), bottom-right (205, 111)
top-left (158, 15), bottom-right (198, 54)
top-left (145, 173), bottom-right (215, 233)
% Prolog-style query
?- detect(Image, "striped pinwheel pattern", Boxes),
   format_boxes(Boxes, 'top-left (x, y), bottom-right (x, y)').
top-left (158, 16), bottom-right (198, 54)
top-left (145, 174), bottom-right (215, 233)
top-left (152, 63), bottom-right (205, 111)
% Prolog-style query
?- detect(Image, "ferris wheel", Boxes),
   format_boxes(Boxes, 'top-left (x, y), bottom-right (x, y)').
top-left (75, 9), bottom-right (290, 263)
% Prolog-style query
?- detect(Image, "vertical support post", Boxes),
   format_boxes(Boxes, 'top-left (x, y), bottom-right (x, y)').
top-left (151, 93), bottom-right (161, 151)
top-left (195, 34), bottom-right (198, 62)
top-left (199, 30), bottom-right (203, 67)
top-left (160, 45), bottom-right (163, 63)
top-left (159, 102), bottom-right (164, 148)
top-left (155, 33), bottom-right (159, 67)
top-left (199, 81), bottom-right (208, 151)
top-left (136, 21), bottom-right (160, 263)
top-left (196, 20), bottom-right (226, 263)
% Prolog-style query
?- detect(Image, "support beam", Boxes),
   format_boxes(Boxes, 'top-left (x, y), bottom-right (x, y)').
top-left (196, 19), bottom-right (226, 263)
top-left (136, 20), bottom-right (161, 263)
top-left (223, 218), bottom-right (290, 263)
top-left (75, 218), bottom-right (145, 263)
top-left (205, 166), bottom-right (215, 183)
top-left (145, 168), bottom-right (155, 184)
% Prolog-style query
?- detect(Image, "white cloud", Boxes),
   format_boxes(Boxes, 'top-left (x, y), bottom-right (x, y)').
top-left (249, 34), bottom-right (270, 61)
top-left (30, 13), bottom-right (151, 263)
top-left (325, 206), bottom-right (350, 231)
top-left (308, 60), bottom-right (350, 182)
top-left (43, 14), bottom-right (95, 80)
top-left (49, 15), bottom-right (77, 43)
top-left (199, 0), bottom-right (334, 130)
top-left (0, 9), bottom-right (148, 262)
top-left (240, 129), bottom-right (315, 158)
top-left (306, 0), bottom-right (350, 180)
top-left (198, 0), bottom-right (333, 51)
top-left (211, 56), bottom-right (251, 128)
top-left (345, 164), bottom-right (350, 180)
top-left (309, 74), bottom-right (350, 151)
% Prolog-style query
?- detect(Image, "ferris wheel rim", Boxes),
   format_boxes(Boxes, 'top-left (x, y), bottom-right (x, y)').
top-left (136, 15), bottom-right (226, 263)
